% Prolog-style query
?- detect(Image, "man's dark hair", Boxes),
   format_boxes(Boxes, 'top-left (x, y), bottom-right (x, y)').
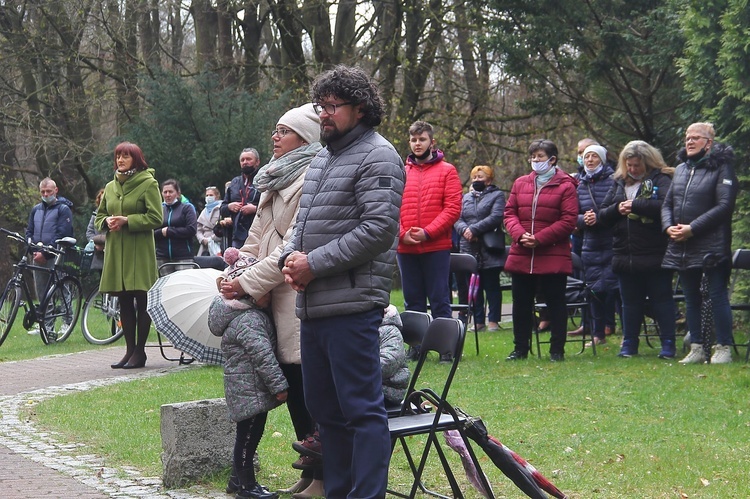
top-left (408, 121), bottom-right (434, 140)
top-left (311, 65), bottom-right (385, 127)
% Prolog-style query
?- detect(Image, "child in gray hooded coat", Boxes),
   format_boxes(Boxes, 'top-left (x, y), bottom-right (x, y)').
top-left (209, 266), bottom-right (288, 499)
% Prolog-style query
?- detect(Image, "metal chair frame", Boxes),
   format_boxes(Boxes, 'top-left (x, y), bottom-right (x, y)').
top-left (729, 249), bottom-right (750, 362)
top-left (447, 253), bottom-right (480, 355)
top-left (387, 317), bottom-right (494, 498)
top-left (533, 254), bottom-right (595, 357)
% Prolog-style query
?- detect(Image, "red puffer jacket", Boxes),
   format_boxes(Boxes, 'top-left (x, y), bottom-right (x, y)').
top-left (503, 168), bottom-right (578, 275)
top-left (398, 150), bottom-right (463, 254)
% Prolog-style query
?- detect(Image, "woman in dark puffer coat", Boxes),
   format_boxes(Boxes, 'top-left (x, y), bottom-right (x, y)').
top-left (662, 122), bottom-right (738, 364)
top-left (598, 141), bottom-right (675, 359)
top-left (576, 144), bottom-right (619, 346)
top-left (454, 165), bottom-right (506, 330)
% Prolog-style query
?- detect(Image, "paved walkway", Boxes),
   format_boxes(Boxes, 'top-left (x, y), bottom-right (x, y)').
top-left (0, 345), bottom-right (225, 498)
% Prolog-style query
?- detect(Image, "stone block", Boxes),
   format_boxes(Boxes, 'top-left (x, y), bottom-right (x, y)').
top-left (161, 398), bottom-right (233, 488)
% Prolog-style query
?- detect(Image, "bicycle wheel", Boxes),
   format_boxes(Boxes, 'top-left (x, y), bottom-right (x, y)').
top-left (81, 286), bottom-right (123, 345)
top-left (0, 284), bottom-right (22, 346)
top-left (39, 276), bottom-right (83, 344)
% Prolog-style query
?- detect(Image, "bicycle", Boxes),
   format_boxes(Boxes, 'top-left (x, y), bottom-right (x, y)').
top-left (81, 284), bottom-right (123, 345)
top-left (0, 228), bottom-right (84, 345)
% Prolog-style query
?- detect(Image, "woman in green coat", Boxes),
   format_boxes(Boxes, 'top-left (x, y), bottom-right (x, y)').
top-left (96, 142), bottom-right (163, 369)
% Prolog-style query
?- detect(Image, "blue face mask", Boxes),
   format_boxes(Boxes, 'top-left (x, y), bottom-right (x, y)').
top-left (205, 196), bottom-right (216, 204)
top-left (577, 156), bottom-right (584, 168)
top-left (42, 195), bottom-right (56, 204)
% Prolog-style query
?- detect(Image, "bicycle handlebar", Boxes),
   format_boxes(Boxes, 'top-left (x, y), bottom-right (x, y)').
top-left (1, 227), bottom-right (70, 257)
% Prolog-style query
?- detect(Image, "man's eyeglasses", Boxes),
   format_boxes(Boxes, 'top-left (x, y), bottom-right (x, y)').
top-left (685, 135), bottom-right (709, 143)
top-left (271, 127), bottom-right (294, 138)
top-left (313, 102), bottom-right (353, 115)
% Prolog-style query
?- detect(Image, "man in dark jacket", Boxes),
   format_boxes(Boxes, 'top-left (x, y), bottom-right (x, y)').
top-left (220, 148), bottom-right (262, 248)
top-left (25, 178), bottom-right (74, 332)
top-left (280, 65), bottom-right (405, 499)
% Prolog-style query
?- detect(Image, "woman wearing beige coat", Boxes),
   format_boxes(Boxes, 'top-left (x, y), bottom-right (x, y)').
top-left (220, 103), bottom-right (323, 497)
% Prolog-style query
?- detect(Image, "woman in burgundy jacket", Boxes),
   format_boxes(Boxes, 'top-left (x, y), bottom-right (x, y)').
top-left (504, 139), bottom-right (578, 361)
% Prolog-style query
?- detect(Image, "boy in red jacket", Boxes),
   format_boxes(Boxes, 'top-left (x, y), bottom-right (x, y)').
top-left (397, 121), bottom-right (463, 321)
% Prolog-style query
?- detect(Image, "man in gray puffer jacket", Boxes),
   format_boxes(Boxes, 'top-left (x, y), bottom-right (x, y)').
top-left (280, 65), bottom-right (404, 499)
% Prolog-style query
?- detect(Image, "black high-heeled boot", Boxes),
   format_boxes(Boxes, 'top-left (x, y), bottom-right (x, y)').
top-left (235, 482), bottom-right (278, 499)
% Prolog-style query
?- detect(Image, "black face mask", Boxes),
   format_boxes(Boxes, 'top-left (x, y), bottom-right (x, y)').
top-left (687, 146), bottom-right (708, 162)
top-left (472, 181), bottom-right (486, 192)
top-left (241, 166), bottom-right (255, 176)
top-left (414, 149), bottom-right (432, 161)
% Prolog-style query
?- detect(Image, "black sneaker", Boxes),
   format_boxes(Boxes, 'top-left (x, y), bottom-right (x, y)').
top-left (505, 350), bottom-right (528, 361)
top-left (550, 352), bottom-right (565, 362)
top-left (439, 353), bottom-right (453, 364)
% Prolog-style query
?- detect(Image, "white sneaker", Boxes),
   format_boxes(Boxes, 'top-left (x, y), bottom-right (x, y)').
top-left (711, 344), bottom-right (732, 364)
top-left (679, 343), bottom-right (705, 364)
top-left (27, 327), bottom-right (40, 335)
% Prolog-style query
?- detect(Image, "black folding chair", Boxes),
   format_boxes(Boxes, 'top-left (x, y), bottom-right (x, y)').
top-left (388, 311), bottom-right (432, 418)
top-left (533, 254), bottom-right (595, 357)
top-left (388, 317), bottom-right (494, 498)
top-left (729, 249), bottom-right (750, 362)
top-left (448, 253), bottom-right (480, 355)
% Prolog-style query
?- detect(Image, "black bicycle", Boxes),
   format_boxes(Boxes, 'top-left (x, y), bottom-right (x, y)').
top-left (0, 228), bottom-right (84, 345)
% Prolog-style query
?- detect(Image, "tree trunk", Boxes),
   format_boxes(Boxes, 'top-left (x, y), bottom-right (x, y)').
top-left (269, 0), bottom-right (308, 88)
top-left (301, 0), bottom-right (333, 66)
top-left (191, 0), bottom-right (217, 72)
top-left (216, 0), bottom-right (236, 86)
top-left (399, 0), bottom-right (443, 119)
top-left (332, 0), bottom-right (356, 63)
top-left (238, 0), bottom-right (263, 92)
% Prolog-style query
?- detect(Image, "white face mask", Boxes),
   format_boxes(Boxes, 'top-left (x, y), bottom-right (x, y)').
top-left (531, 159), bottom-right (553, 174)
top-left (205, 196), bottom-right (216, 204)
top-left (41, 195), bottom-right (56, 204)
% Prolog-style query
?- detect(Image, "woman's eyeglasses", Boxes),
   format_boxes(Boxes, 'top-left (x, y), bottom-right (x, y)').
top-left (271, 127), bottom-right (294, 138)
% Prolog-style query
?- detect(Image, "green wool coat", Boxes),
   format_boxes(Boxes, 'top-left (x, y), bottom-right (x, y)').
top-left (95, 169), bottom-right (164, 292)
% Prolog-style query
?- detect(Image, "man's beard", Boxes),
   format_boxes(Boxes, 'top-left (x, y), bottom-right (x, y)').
top-left (320, 120), bottom-right (353, 143)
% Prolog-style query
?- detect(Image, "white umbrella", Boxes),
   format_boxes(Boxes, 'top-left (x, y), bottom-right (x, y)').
top-left (147, 268), bottom-right (224, 365)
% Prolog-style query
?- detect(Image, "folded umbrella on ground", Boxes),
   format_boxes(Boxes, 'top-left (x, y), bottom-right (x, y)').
top-left (455, 408), bottom-right (568, 499)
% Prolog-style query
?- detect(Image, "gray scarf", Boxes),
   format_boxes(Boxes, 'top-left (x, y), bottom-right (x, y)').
top-left (253, 142), bottom-right (322, 192)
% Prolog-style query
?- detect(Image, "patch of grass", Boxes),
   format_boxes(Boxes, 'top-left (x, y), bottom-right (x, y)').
top-left (30, 321), bottom-right (750, 498)
top-left (0, 318), bottom-right (103, 362)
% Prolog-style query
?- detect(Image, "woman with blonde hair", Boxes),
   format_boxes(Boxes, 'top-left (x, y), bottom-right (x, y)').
top-left (598, 140), bottom-right (676, 358)
top-left (454, 165), bottom-right (505, 330)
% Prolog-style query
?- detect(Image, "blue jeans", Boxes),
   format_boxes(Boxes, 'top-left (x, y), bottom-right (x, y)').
top-left (397, 250), bottom-right (452, 318)
top-left (618, 270), bottom-right (675, 345)
top-left (301, 309), bottom-right (390, 498)
top-left (679, 264), bottom-right (734, 346)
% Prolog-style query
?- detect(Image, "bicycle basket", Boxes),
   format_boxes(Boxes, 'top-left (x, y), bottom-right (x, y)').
top-left (62, 246), bottom-right (91, 276)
